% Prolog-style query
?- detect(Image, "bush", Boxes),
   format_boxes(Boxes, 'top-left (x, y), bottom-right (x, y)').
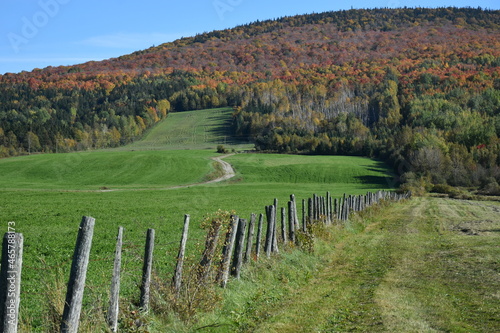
top-left (431, 184), bottom-right (461, 197)
top-left (478, 177), bottom-right (500, 196)
top-left (217, 145), bottom-right (228, 154)
top-left (399, 172), bottom-right (432, 196)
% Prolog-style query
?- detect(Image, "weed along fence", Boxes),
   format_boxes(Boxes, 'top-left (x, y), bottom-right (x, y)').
top-left (0, 190), bottom-right (410, 332)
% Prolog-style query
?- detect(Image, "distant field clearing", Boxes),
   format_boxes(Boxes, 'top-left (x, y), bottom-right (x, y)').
top-left (125, 107), bottom-right (253, 151)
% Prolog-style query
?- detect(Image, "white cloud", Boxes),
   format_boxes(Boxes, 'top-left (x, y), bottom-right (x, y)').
top-left (78, 32), bottom-right (188, 49)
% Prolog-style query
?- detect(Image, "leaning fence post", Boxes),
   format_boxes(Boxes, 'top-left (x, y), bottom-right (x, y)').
top-left (172, 215), bottom-right (190, 297)
top-left (217, 216), bottom-right (239, 288)
top-left (0, 232), bottom-right (23, 333)
top-left (140, 228), bottom-right (155, 312)
top-left (61, 216), bottom-right (95, 333)
top-left (107, 227), bottom-right (123, 333)
top-left (231, 218), bottom-right (247, 279)
top-left (197, 219), bottom-right (223, 284)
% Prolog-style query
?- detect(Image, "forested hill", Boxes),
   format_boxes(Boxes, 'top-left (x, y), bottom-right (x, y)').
top-left (1, 7), bottom-right (499, 192)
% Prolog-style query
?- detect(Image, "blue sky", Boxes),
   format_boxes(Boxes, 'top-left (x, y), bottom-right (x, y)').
top-left (1, 0), bottom-right (498, 74)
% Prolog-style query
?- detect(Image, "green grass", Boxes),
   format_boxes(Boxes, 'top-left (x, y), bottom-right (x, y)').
top-left (0, 107), bottom-right (397, 331)
top-left (195, 197), bottom-right (499, 332)
top-left (0, 150), bottom-right (215, 190)
top-left (2, 107), bottom-right (497, 332)
top-left (227, 153), bottom-right (394, 187)
top-left (0, 154), bottom-right (393, 330)
top-left (124, 107), bottom-right (253, 151)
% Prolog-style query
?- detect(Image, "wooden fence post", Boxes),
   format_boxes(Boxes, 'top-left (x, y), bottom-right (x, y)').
top-left (217, 216), bottom-right (239, 288)
top-left (320, 195), bottom-right (325, 221)
top-left (140, 228), bottom-right (155, 312)
top-left (340, 194), bottom-right (346, 220)
top-left (264, 206), bottom-right (275, 258)
top-left (272, 199), bottom-right (279, 253)
top-left (0, 232), bottom-right (23, 333)
top-left (326, 192), bottom-right (331, 224)
top-left (107, 227), bottom-right (123, 333)
top-left (289, 194), bottom-right (298, 231)
top-left (280, 207), bottom-right (287, 244)
top-left (255, 214), bottom-right (263, 260)
top-left (288, 201), bottom-right (295, 244)
top-left (197, 219), bottom-right (223, 284)
top-left (231, 218), bottom-right (247, 279)
top-left (308, 198), bottom-right (313, 225)
top-left (337, 197), bottom-right (342, 220)
top-left (61, 216), bottom-right (95, 333)
top-left (172, 215), bottom-right (190, 296)
top-left (302, 199), bottom-right (306, 232)
top-left (244, 214), bottom-right (256, 263)
top-left (313, 194), bottom-right (318, 220)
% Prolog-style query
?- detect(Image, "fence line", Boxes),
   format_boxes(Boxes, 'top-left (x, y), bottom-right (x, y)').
top-left (0, 189), bottom-right (410, 331)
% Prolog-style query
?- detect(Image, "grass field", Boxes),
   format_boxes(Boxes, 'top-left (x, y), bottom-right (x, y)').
top-left (0, 149), bottom-right (216, 190)
top-left (1, 107), bottom-right (498, 332)
top-left (202, 197), bottom-right (500, 332)
top-left (125, 107), bottom-right (253, 151)
top-left (0, 108), bottom-right (397, 331)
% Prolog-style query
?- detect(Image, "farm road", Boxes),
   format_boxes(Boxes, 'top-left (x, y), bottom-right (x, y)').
top-left (205, 154), bottom-right (236, 184)
top-left (98, 153), bottom-right (236, 192)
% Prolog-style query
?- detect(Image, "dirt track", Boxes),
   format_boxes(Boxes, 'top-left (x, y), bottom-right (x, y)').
top-left (98, 154), bottom-right (236, 192)
top-left (205, 154), bottom-right (236, 184)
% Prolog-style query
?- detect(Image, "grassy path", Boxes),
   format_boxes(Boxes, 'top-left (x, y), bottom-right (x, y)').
top-left (246, 197), bottom-right (500, 332)
top-left (124, 108), bottom-right (253, 151)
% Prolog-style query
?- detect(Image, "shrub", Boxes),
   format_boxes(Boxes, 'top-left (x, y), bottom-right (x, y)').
top-left (217, 145), bottom-right (228, 154)
top-left (479, 177), bottom-right (500, 196)
top-left (431, 184), bottom-right (461, 197)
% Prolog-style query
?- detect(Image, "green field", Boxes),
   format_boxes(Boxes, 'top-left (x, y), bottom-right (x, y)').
top-left (125, 107), bottom-right (253, 151)
top-left (0, 108), bottom-right (396, 331)
top-left (0, 149), bottom-right (215, 190)
top-left (1, 107), bottom-right (498, 332)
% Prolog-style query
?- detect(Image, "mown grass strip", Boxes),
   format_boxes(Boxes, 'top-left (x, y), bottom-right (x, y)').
top-left (199, 197), bottom-right (500, 332)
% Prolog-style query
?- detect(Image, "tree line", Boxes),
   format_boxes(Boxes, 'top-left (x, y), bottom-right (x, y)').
top-left (0, 7), bottom-right (498, 193)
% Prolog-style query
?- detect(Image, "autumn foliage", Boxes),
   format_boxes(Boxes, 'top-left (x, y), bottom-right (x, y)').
top-left (0, 7), bottom-right (499, 190)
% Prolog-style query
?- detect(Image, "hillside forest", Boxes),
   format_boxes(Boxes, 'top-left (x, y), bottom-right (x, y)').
top-left (0, 7), bottom-right (499, 193)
